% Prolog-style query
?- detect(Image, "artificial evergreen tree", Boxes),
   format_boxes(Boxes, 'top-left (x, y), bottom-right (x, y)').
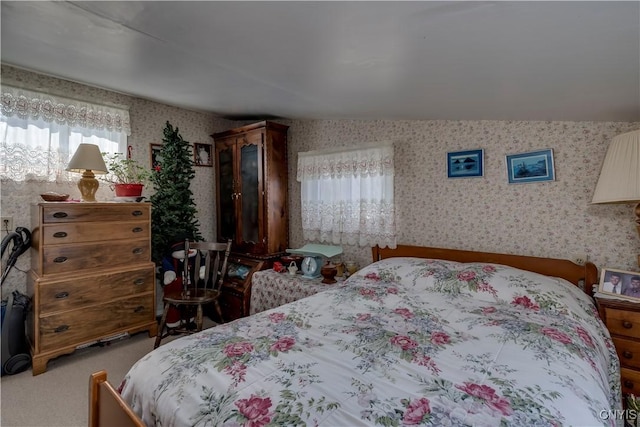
top-left (150, 121), bottom-right (202, 264)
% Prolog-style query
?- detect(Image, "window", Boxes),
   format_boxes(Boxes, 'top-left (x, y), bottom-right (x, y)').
top-left (296, 143), bottom-right (397, 248)
top-left (0, 85), bottom-right (130, 182)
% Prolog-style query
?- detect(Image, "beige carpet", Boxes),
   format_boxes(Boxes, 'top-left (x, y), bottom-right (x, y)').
top-left (0, 319), bottom-right (216, 427)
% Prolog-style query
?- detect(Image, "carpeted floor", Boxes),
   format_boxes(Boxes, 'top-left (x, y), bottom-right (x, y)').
top-left (0, 318), bottom-right (216, 427)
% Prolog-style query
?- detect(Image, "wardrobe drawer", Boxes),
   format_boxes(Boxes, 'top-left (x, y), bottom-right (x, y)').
top-left (41, 239), bottom-right (150, 275)
top-left (613, 337), bottom-right (640, 369)
top-left (38, 294), bottom-right (154, 352)
top-left (604, 308), bottom-right (640, 340)
top-left (38, 266), bottom-right (155, 314)
top-left (41, 221), bottom-right (149, 245)
top-left (41, 205), bottom-right (149, 223)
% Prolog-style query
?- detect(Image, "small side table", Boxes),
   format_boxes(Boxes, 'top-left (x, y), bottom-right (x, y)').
top-left (596, 295), bottom-right (640, 402)
top-left (250, 270), bottom-right (343, 314)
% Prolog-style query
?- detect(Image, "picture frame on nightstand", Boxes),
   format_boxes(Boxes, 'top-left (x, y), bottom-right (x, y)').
top-left (598, 267), bottom-right (640, 301)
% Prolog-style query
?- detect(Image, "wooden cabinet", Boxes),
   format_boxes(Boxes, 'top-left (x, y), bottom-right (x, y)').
top-left (27, 202), bottom-right (157, 375)
top-left (212, 121), bottom-right (289, 256)
top-left (217, 254), bottom-right (264, 321)
top-left (597, 297), bottom-right (640, 399)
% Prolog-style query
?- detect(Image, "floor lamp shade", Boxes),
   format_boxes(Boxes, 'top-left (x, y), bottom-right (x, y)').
top-left (592, 129), bottom-right (640, 205)
top-left (592, 129), bottom-right (640, 267)
top-left (66, 144), bottom-right (108, 202)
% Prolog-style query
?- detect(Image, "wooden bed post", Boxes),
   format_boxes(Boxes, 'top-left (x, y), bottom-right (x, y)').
top-left (89, 370), bottom-right (144, 427)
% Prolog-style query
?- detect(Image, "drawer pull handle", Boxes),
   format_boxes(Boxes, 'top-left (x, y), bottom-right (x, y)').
top-left (134, 305), bottom-right (145, 313)
top-left (133, 278), bottom-right (145, 286)
top-left (623, 321), bottom-right (633, 329)
top-left (623, 350), bottom-right (634, 359)
top-left (53, 231), bottom-right (68, 238)
top-left (54, 325), bottom-right (69, 333)
top-left (132, 248), bottom-right (144, 255)
top-left (132, 227), bottom-right (143, 233)
top-left (53, 256), bottom-right (68, 263)
top-left (53, 212), bottom-right (68, 218)
top-left (54, 291), bottom-right (69, 299)
top-left (625, 380), bottom-right (634, 389)
top-left (132, 210), bottom-right (143, 217)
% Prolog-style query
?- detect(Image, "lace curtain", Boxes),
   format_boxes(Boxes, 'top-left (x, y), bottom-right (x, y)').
top-left (296, 143), bottom-right (397, 248)
top-left (1, 85), bottom-right (130, 181)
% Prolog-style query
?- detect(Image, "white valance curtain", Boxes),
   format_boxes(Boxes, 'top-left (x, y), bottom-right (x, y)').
top-left (1, 85), bottom-right (131, 134)
top-left (296, 143), bottom-right (397, 248)
top-left (0, 85), bottom-right (130, 181)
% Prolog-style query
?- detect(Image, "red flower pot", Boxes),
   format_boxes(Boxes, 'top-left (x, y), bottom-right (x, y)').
top-left (114, 184), bottom-right (144, 197)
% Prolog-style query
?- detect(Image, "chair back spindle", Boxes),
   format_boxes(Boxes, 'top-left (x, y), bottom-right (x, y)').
top-left (154, 239), bottom-right (232, 349)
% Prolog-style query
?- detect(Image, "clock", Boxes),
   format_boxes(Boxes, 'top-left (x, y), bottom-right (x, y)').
top-left (301, 255), bottom-right (323, 279)
top-left (286, 244), bottom-right (344, 280)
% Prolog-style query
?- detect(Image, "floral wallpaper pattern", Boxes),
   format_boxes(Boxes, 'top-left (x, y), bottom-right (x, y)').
top-left (0, 65), bottom-right (234, 295)
top-left (1, 64), bottom-right (639, 298)
top-left (281, 119), bottom-right (640, 275)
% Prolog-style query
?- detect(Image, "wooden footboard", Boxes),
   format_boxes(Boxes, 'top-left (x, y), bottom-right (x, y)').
top-left (89, 370), bottom-right (143, 427)
top-left (372, 245), bottom-right (599, 296)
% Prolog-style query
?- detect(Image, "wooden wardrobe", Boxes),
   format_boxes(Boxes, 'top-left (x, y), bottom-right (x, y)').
top-left (211, 120), bottom-right (289, 319)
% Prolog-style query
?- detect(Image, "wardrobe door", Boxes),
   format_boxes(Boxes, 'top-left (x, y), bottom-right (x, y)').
top-left (215, 139), bottom-right (236, 244)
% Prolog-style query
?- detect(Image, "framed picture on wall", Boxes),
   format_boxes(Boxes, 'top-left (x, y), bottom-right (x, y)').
top-left (194, 143), bottom-right (213, 167)
top-left (447, 149), bottom-right (484, 178)
top-left (598, 268), bottom-right (640, 301)
top-left (505, 148), bottom-right (555, 184)
top-left (150, 143), bottom-right (163, 170)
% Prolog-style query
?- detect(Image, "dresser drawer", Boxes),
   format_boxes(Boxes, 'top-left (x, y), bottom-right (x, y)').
top-left (41, 239), bottom-right (150, 275)
top-left (38, 266), bottom-right (154, 314)
top-left (41, 221), bottom-right (149, 245)
top-left (41, 204), bottom-right (149, 223)
top-left (613, 337), bottom-right (640, 369)
top-left (621, 367), bottom-right (640, 395)
top-left (603, 308), bottom-right (640, 340)
top-left (38, 294), bottom-right (154, 352)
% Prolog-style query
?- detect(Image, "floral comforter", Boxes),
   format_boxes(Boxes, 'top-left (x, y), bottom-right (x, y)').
top-left (120, 257), bottom-right (621, 426)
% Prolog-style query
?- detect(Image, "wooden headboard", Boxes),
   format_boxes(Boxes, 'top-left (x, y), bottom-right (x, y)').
top-left (372, 245), bottom-right (599, 296)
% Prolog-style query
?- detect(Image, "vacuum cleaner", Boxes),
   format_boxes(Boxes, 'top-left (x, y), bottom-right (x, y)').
top-left (1, 226), bottom-right (32, 375)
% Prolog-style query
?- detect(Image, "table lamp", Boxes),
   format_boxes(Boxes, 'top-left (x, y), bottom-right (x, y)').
top-left (591, 129), bottom-right (640, 266)
top-left (66, 143), bottom-right (108, 202)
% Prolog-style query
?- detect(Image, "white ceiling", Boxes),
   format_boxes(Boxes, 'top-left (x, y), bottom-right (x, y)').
top-left (1, 1), bottom-right (639, 122)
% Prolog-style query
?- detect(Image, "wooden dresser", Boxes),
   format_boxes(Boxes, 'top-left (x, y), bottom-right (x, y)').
top-left (596, 297), bottom-right (640, 399)
top-left (27, 202), bottom-right (157, 375)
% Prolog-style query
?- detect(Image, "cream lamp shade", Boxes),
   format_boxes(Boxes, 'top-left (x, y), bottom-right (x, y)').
top-left (592, 129), bottom-right (640, 267)
top-left (592, 129), bottom-right (640, 205)
top-left (66, 143), bottom-right (108, 202)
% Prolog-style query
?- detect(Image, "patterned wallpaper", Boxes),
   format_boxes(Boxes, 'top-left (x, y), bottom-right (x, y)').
top-left (2, 65), bottom-right (639, 297)
top-left (281, 119), bottom-right (640, 275)
top-left (0, 64), bottom-right (234, 295)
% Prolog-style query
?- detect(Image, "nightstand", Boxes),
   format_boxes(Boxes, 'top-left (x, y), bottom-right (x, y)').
top-left (596, 296), bottom-right (640, 397)
top-left (250, 270), bottom-right (344, 315)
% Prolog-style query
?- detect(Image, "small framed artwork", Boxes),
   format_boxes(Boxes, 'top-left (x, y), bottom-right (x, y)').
top-left (447, 149), bottom-right (484, 178)
top-left (505, 148), bottom-right (555, 184)
top-left (194, 143), bottom-right (213, 167)
top-left (150, 144), bottom-right (163, 170)
top-left (598, 268), bottom-right (640, 300)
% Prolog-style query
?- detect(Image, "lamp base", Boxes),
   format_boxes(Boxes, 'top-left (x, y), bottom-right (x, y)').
top-left (77, 170), bottom-right (99, 202)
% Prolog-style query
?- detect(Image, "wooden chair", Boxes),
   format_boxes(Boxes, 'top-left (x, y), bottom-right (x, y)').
top-left (154, 239), bottom-right (232, 349)
top-left (88, 370), bottom-right (144, 427)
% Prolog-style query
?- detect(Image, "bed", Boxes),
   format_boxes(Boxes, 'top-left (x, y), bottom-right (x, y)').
top-left (106, 245), bottom-right (620, 426)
